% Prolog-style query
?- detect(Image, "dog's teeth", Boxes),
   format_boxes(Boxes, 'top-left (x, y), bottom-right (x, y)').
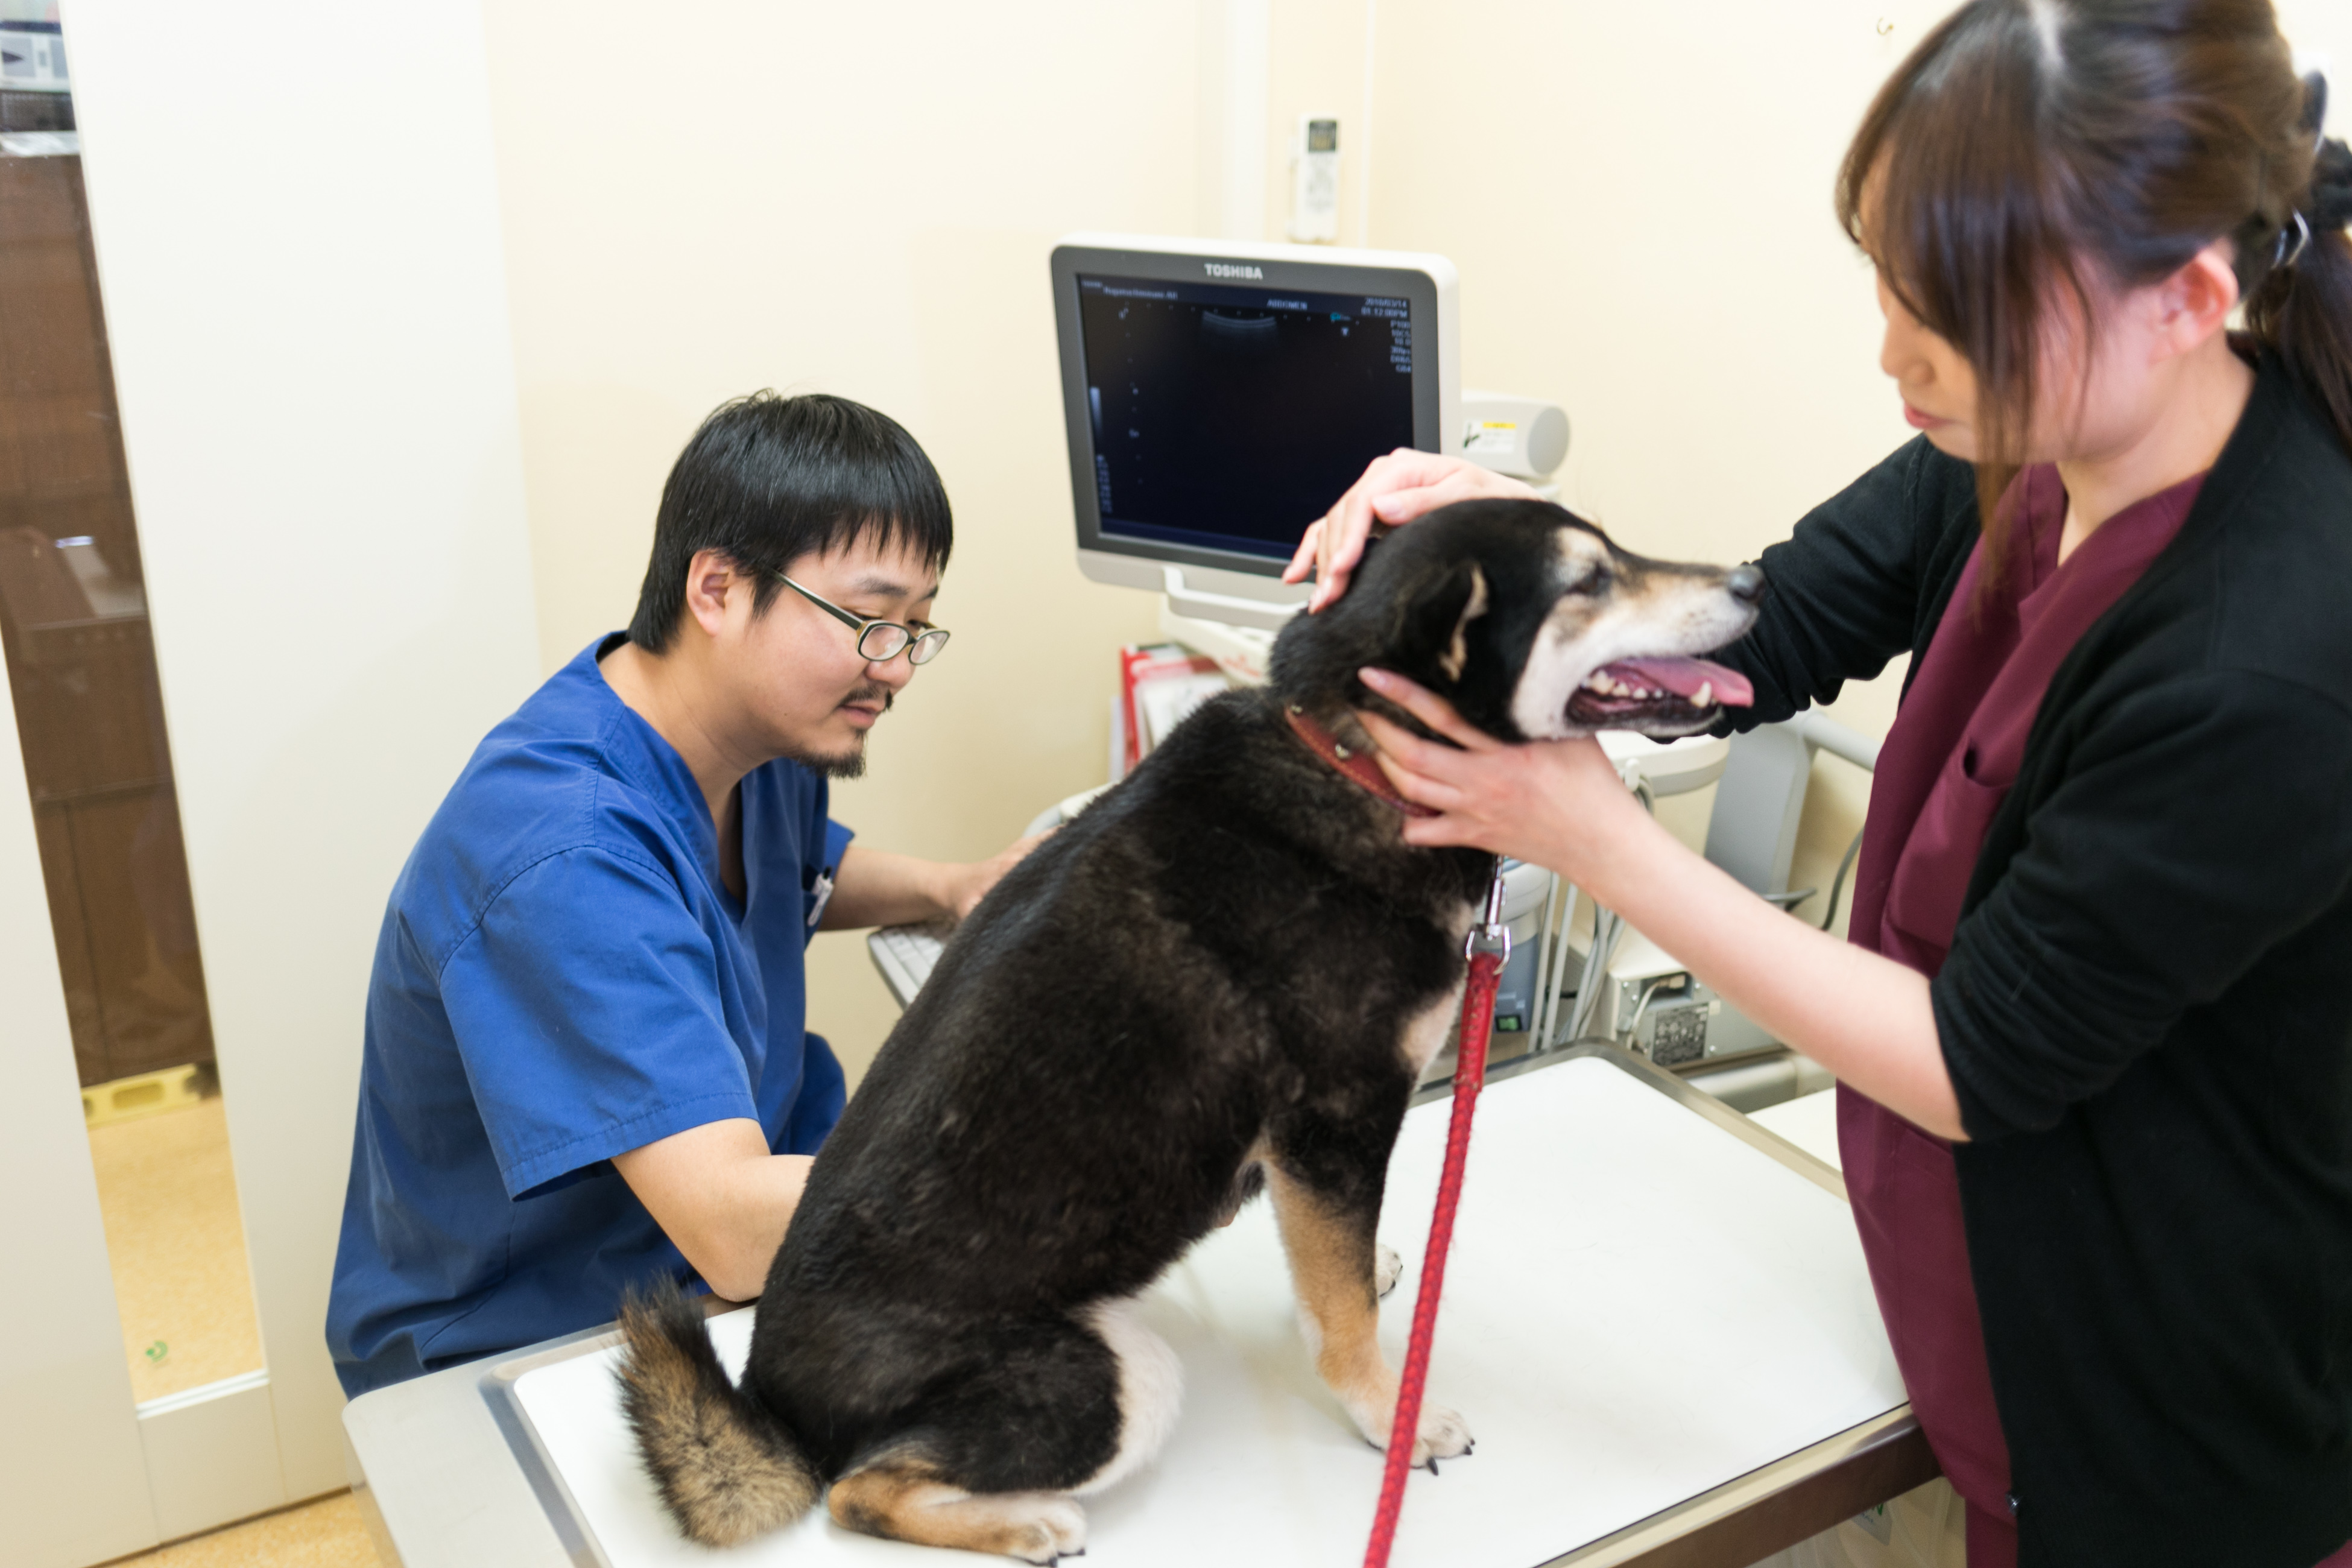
top-left (1694, 681), bottom-right (1713, 707)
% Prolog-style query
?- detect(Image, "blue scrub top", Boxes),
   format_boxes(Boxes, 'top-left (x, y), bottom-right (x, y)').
top-left (327, 634), bottom-right (852, 1397)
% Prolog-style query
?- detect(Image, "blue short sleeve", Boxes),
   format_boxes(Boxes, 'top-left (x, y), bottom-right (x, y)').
top-left (330, 640), bottom-right (867, 1397)
top-left (441, 846), bottom-right (761, 1199)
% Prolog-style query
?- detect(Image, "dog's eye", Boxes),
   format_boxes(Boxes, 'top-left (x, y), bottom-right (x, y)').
top-left (1569, 562), bottom-right (1611, 595)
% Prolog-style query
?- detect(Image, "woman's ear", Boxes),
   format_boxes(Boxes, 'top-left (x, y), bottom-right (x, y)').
top-left (2152, 239), bottom-right (2241, 359)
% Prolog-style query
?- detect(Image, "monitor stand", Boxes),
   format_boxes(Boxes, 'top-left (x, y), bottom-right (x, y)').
top-left (1157, 596), bottom-right (1281, 684)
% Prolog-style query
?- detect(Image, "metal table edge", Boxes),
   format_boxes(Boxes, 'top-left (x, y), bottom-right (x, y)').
top-left (1537, 1407), bottom-right (1934, 1566)
top-left (480, 1323), bottom-right (628, 1568)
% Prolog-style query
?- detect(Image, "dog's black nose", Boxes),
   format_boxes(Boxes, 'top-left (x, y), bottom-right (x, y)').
top-left (1725, 564), bottom-right (1767, 605)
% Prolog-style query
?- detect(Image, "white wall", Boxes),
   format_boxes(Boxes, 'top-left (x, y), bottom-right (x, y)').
top-left (64, 0), bottom-right (542, 1499)
top-left (0, 657), bottom-right (156, 1568)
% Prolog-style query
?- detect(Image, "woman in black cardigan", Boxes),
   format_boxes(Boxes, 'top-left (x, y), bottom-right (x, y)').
top-left (1289, 4), bottom-right (2352, 1566)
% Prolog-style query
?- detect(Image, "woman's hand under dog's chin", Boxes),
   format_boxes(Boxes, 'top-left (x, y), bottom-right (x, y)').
top-left (1359, 670), bottom-right (1970, 1142)
top-left (1353, 667), bottom-right (1664, 893)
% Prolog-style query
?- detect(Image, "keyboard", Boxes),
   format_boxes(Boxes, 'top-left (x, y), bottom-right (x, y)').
top-left (867, 925), bottom-right (946, 1008)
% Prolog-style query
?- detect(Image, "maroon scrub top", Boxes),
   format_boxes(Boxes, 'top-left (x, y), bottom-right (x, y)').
top-left (1838, 463), bottom-right (2203, 1567)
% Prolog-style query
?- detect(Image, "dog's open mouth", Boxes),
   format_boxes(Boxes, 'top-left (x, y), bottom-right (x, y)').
top-left (1566, 656), bottom-right (1755, 730)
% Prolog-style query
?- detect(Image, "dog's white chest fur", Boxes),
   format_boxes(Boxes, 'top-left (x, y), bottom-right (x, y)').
top-left (1396, 900), bottom-right (1479, 1078)
top-left (1399, 980), bottom-right (1467, 1078)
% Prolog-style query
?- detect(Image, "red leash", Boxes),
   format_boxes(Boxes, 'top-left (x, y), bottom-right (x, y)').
top-left (1362, 862), bottom-right (1510, 1568)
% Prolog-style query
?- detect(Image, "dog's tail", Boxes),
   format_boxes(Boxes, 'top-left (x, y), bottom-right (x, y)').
top-left (615, 1280), bottom-right (822, 1547)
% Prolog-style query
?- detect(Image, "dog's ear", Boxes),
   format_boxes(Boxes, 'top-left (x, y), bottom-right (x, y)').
top-left (1394, 559), bottom-right (1490, 687)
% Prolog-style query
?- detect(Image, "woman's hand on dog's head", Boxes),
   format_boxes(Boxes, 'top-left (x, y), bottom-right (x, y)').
top-left (1286, 452), bottom-right (1538, 613)
top-left (1355, 668), bottom-right (1654, 888)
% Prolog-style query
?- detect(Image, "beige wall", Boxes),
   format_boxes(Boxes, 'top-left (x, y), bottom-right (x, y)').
top-left (1353, 2), bottom-right (1959, 927)
top-left (1283, 0), bottom-right (2348, 929)
top-left (485, 1), bottom-right (2352, 1076)
top-left (481, 3), bottom-right (1212, 1081)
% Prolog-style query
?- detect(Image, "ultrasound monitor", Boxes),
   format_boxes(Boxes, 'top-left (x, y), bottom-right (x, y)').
top-left (1051, 234), bottom-right (1459, 630)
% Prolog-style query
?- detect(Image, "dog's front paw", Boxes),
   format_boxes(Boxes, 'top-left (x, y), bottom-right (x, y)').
top-left (1002, 1496), bottom-right (1088, 1564)
top-left (1405, 1400), bottom-right (1473, 1470)
top-left (1347, 1386), bottom-right (1475, 1469)
top-left (1374, 1244), bottom-right (1403, 1298)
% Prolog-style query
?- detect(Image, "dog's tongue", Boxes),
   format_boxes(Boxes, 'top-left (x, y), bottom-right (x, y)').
top-left (1600, 657), bottom-right (1754, 707)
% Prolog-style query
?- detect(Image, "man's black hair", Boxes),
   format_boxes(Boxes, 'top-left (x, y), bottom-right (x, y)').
top-left (627, 391), bottom-right (953, 653)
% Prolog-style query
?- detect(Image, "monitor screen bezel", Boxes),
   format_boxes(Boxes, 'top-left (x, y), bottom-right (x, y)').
top-left (1050, 241), bottom-right (1447, 584)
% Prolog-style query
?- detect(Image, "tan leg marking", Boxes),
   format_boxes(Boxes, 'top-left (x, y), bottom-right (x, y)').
top-left (1265, 1163), bottom-right (1472, 1465)
top-left (827, 1464), bottom-right (1086, 1565)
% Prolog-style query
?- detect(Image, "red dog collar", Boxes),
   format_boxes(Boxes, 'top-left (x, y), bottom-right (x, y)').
top-left (1285, 705), bottom-right (1437, 820)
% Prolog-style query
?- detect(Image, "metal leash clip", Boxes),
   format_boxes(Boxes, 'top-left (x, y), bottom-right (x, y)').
top-left (1464, 857), bottom-right (1513, 963)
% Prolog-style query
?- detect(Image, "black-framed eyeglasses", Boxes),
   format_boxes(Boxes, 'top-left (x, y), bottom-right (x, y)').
top-left (776, 574), bottom-right (952, 665)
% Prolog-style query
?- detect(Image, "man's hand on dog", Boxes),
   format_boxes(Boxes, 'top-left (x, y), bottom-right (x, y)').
top-left (944, 830), bottom-right (1052, 920)
top-left (823, 835), bottom-right (1053, 929)
top-left (1284, 450), bottom-right (1538, 612)
top-left (1354, 666), bottom-right (1658, 892)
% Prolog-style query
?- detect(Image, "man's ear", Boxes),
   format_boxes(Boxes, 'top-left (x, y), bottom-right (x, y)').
top-left (1394, 559), bottom-right (1489, 685)
top-left (683, 548), bottom-right (743, 639)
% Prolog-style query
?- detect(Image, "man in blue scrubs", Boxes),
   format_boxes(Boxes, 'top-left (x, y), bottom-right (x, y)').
top-left (327, 393), bottom-right (1028, 1396)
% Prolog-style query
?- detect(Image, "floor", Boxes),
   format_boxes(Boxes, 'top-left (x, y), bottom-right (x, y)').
top-left (101, 1490), bottom-right (381, 1568)
top-left (85, 1093), bottom-right (267, 1402)
top-left (80, 1092), bottom-right (381, 1565)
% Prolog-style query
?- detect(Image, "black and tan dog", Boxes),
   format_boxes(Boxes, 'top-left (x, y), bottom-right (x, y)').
top-left (616, 498), bottom-right (1762, 1561)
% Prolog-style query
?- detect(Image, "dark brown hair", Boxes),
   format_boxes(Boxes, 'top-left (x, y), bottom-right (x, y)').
top-left (1836, 0), bottom-right (2352, 571)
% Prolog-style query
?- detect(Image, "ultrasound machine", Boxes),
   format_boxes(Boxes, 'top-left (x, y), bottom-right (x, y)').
top-left (873, 233), bottom-right (1769, 1083)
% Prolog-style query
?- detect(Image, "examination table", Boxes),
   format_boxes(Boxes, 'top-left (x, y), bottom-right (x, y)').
top-left (343, 1045), bottom-right (1934, 1567)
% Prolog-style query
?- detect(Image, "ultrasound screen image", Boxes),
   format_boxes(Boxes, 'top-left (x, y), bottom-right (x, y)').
top-left (1076, 274), bottom-right (1417, 562)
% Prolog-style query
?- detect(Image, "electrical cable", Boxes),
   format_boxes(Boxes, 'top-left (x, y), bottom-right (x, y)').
top-left (1534, 875), bottom-right (1577, 1052)
top-left (1620, 976), bottom-right (1672, 1043)
top-left (1818, 829), bottom-right (1866, 932)
top-left (1566, 906), bottom-right (1627, 1043)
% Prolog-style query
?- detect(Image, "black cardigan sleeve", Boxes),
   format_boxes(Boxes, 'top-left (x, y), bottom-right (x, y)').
top-left (1712, 435), bottom-right (1981, 729)
top-left (1935, 669), bottom-right (2352, 1139)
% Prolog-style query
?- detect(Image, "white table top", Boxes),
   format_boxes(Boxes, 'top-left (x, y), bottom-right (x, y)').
top-left (502, 1053), bottom-right (1902, 1568)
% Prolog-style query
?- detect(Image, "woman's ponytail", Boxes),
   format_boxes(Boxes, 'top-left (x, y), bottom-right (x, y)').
top-left (2242, 78), bottom-right (2352, 461)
